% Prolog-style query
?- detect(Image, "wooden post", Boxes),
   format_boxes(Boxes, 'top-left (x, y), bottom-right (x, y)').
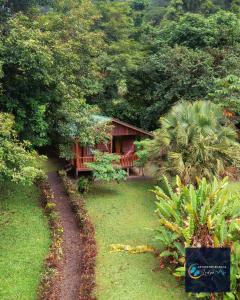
top-left (75, 142), bottom-right (79, 178)
top-left (75, 169), bottom-right (79, 178)
top-left (110, 136), bottom-right (113, 153)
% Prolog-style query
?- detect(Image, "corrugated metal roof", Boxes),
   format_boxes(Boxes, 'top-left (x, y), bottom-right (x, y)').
top-left (92, 115), bottom-right (112, 123)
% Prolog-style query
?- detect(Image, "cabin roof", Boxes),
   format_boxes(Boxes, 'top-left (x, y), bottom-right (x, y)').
top-left (112, 118), bottom-right (153, 137)
top-left (93, 114), bottom-right (153, 137)
top-left (92, 115), bottom-right (112, 123)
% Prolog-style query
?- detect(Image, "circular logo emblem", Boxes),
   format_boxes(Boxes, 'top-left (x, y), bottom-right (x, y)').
top-left (188, 264), bottom-right (202, 279)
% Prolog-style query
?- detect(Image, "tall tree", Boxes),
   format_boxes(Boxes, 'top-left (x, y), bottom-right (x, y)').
top-left (89, 0), bottom-right (146, 124)
top-left (0, 0), bottom-right (105, 146)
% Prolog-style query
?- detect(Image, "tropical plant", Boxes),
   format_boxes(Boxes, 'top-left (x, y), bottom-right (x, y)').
top-left (149, 100), bottom-right (240, 184)
top-left (87, 150), bottom-right (127, 183)
top-left (153, 175), bottom-right (240, 299)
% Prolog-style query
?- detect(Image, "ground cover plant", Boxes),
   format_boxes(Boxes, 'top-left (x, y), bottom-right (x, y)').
top-left (153, 176), bottom-right (240, 299)
top-left (85, 179), bottom-right (189, 300)
top-left (0, 181), bottom-right (51, 300)
top-left (37, 179), bottom-right (63, 300)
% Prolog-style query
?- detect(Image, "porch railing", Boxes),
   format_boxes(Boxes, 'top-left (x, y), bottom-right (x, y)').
top-left (75, 153), bottom-right (137, 170)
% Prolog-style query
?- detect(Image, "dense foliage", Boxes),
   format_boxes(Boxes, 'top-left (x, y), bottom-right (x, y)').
top-left (148, 101), bottom-right (240, 183)
top-left (87, 151), bottom-right (127, 183)
top-left (0, 112), bottom-right (44, 184)
top-left (0, 0), bottom-right (105, 146)
top-left (1, 0), bottom-right (240, 145)
top-left (57, 102), bottom-right (111, 159)
top-left (134, 139), bottom-right (150, 175)
top-left (1, 0), bottom-right (240, 297)
top-left (153, 176), bottom-right (240, 299)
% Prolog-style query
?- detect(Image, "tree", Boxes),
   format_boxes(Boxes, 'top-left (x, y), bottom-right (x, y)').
top-left (0, 0), bottom-right (105, 146)
top-left (0, 14), bottom-right (56, 146)
top-left (89, 0), bottom-right (146, 125)
top-left (132, 46), bottom-right (214, 130)
top-left (57, 99), bottom-right (111, 159)
top-left (148, 100), bottom-right (240, 183)
top-left (87, 151), bottom-right (127, 183)
top-left (208, 74), bottom-right (240, 115)
top-left (0, 112), bottom-right (44, 185)
top-left (134, 139), bottom-right (151, 175)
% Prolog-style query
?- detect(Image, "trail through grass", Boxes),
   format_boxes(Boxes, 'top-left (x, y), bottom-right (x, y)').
top-left (86, 179), bottom-right (189, 300)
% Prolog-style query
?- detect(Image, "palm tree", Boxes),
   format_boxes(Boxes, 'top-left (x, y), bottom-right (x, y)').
top-left (149, 100), bottom-right (240, 183)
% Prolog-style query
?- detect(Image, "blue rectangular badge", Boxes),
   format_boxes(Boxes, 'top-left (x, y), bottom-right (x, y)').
top-left (185, 248), bottom-right (230, 293)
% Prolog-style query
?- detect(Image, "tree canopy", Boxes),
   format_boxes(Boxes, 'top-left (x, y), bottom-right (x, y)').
top-left (1, 0), bottom-right (240, 174)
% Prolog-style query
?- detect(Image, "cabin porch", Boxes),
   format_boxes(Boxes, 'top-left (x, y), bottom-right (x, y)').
top-left (73, 135), bottom-right (138, 174)
top-left (74, 153), bottom-right (137, 172)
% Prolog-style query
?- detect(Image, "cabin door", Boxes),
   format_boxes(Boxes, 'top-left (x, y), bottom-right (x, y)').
top-left (114, 137), bottom-right (122, 154)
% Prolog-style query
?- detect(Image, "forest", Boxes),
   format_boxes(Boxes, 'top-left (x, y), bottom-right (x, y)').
top-left (1, 0), bottom-right (240, 150)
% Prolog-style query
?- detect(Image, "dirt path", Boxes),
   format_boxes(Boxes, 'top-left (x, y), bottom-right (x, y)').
top-left (48, 172), bottom-right (81, 300)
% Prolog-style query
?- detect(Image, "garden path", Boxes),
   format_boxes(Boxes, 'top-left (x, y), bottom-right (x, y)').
top-left (48, 172), bottom-right (81, 300)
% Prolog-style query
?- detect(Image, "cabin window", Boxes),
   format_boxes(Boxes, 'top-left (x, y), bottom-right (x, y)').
top-left (86, 146), bottom-right (94, 156)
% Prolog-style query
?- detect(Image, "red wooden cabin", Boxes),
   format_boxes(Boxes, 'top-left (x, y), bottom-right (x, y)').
top-left (72, 116), bottom-right (153, 176)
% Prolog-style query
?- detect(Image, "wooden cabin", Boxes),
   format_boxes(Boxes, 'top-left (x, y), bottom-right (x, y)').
top-left (72, 116), bottom-right (153, 176)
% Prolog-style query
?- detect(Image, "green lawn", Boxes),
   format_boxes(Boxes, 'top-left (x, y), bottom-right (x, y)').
top-left (0, 168), bottom-right (51, 299)
top-left (86, 179), bottom-right (189, 300)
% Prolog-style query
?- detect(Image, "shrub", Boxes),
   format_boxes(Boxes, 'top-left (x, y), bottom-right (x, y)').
top-left (152, 176), bottom-right (240, 299)
top-left (87, 151), bottom-right (127, 183)
top-left (134, 139), bottom-right (151, 176)
top-left (0, 112), bottom-right (45, 185)
top-left (78, 176), bottom-right (92, 194)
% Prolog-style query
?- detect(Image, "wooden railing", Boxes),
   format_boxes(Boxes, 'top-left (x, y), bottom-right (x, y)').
top-left (120, 153), bottom-right (137, 168)
top-left (76, 156), bottom-right (96, 169)
top-left (75, 153), bottom-right (137, 170)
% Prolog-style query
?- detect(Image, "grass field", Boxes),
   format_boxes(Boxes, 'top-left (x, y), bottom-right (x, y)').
top-left (0, 160), bottom-right (52, 300)
top-left (86, 179), bottom-right (189, 300)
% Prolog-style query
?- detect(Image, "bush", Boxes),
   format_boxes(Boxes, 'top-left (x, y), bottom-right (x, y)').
top-left (152, 176), bottom-right (240, 299)
top-left (0, 112), bottom-right (45, 185)
top-left (87, 151), bottom-right (127, 183)
top-left (78, 176), bottom-right (92, 194)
